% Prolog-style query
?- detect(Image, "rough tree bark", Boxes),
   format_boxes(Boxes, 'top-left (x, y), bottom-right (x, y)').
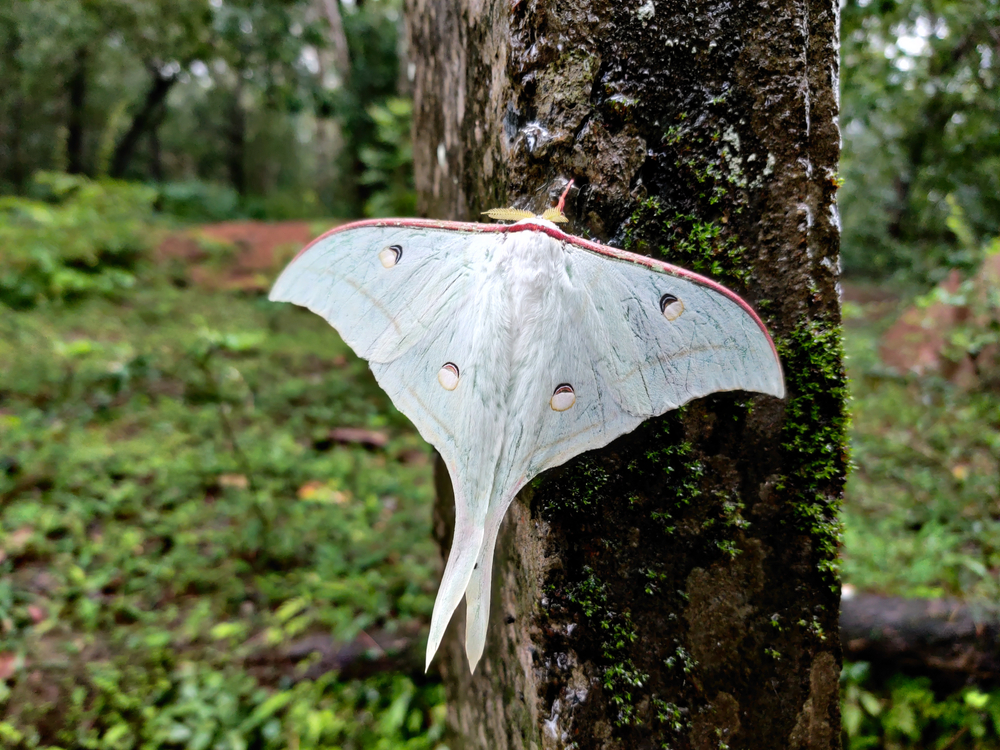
top-left (406, 0), bottom-right (845, 747)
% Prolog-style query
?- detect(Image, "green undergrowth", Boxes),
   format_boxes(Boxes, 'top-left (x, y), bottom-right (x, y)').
top-left (842, 662), bottom-right (1000, 749)
top-left (0, 173), bottom-right (158, 310)
top-left (841, 291), bottom-right (1000, 601)
top-left (839, 285), bottom-right (1000, 749)
top-left (0, 238), bottom-right (444, 745)
top-left (2, 665), bottom-right (444, 750)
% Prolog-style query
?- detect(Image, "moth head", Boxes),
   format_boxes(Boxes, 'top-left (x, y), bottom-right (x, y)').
top-left (481, 179), bottom-right (573, 226)
top-left (481, 208), bottom-right (564, 232)
top-left (512, 217), bottom-right (561, 232)
top-left (481, 207), bottom-right (535, 222)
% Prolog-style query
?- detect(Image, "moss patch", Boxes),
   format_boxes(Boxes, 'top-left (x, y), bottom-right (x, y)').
top-left (777, 320), bottom-right (851, 587)
top-left (535, 405), bottom-right (766, 738)
top-left (539, 458), bottom-right (611, 514)
top-left (565, 567), bottom-right (648, 726)
top-left (624, 198), bottom-right (749, 287)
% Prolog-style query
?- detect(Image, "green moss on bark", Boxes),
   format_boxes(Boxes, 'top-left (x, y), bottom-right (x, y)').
top-left (624, 198), bottom-right (749, 287)
top-left (539, 458), bottom-right (611, 514)
top-left (777, 321), bottom-right (850, 587)
top-left (565, 568), bottom-right (648, 726)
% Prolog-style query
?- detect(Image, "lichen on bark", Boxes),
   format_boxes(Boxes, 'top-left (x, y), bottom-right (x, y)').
top-left (407, 0), bottom-right (845, 746)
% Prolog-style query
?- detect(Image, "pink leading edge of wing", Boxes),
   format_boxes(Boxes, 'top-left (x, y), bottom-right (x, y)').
top-left (290, 218), bottom-right (781, 365)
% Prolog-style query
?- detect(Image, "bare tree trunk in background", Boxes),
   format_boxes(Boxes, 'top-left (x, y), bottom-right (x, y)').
top-left (319, 0), bottom-right (351, 83)
top-left (227, 82), bottom-right (247, 196)
top-left (1, 26), bottom-right (27, 190)
top-left (406, 0), bottom-right (845, 747)
top-left (66, 47), bottom-right (88, 175)
top-left (109, 68), bottom-right (177, 179)
top-left (148, 112), bottom-right (164, 183)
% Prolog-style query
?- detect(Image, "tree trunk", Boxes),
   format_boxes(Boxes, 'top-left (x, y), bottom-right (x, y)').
top-left (66, 47), bottom-right (88, 175)
top-left (109, 68), bottom-right (177, 179)
top-left (227, 83), bottom-right (247, 196)
top-left (406, 0), bottom-right (845, 747)
top-left (148, 114), bottom-right (164, 183)
top-left (1, 24), bottom-right (27, 190)
top-left (318, 0), bottom-right (351, 83)
top-left (841, 593), bottom-right (1000, 691)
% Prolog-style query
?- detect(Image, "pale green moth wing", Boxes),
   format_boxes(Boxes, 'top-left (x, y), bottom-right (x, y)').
top-left (270, 223), bottom-right (487, 363)
top-left (460, 232), bottom-right (784, 670)
top-left (269, 219), bottom-right (784, 675)
top-left (270, 220), bottom-right (522, 674)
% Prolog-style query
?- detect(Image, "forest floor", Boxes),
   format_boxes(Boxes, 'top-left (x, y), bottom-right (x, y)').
top-left (2, 223), bottom-right (1000, 748)
top-left (0, 223), bottom-right (446, 748)
top-left (840, 283), bottom-right (1000, 603)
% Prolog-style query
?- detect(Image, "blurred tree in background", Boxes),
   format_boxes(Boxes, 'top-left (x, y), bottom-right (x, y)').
top-left (1, 0), bottom-right (997, 281)
top-left (840, 0), bottom-right (1000, 282)
top-left (0, 0), bottom-right (410, 220)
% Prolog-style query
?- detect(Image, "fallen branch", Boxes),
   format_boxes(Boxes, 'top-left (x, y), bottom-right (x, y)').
top-left (246, 627), bottom-right (424, 685)
top-left (247, 593), bottom-right (1000, 688)
top-left (841, 592), bottom-right (1000, 688)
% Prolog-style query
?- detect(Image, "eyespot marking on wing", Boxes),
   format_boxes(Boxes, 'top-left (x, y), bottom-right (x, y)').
top-left (438, 363), bottom-right (460, 391)
top-left (659, 293), bottom-right (684, 321)
top-left (379, 244), bottom-right (403, 268)
top-left (550, 384), bottom-right (576, 411)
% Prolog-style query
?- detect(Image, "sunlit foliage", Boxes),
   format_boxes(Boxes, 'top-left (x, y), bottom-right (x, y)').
top-left (0, 0), bottom-right (410, 218)
top-left (840, 0), bottom-right (1000, 280)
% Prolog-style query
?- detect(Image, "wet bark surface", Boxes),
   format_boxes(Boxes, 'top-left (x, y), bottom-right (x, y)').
top-left (406, 0), bottom-right (845, 747)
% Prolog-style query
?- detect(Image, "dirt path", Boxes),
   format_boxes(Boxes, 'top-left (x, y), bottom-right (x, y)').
top-left (156, 219), bottom-right (337, 291)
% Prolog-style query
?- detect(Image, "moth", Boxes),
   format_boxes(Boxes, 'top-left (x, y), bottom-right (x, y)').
top-left (269, 196), bottom-right (784, 673)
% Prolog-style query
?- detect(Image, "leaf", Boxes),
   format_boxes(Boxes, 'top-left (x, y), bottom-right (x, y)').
top-left (210, 622), bottom-right (248, 641)
top-left (843, 702), bottom-right (864, 736)
top-left (275, 597), bottom-right (309, 624)
top-left (859, 690), bottom-right (882, 717)
top-left (297, 481), bottom-right (349, 504)
top-left (239, 692), bottom-right (294, 732)
top-left (965, 690), bottom-right (990, 709)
